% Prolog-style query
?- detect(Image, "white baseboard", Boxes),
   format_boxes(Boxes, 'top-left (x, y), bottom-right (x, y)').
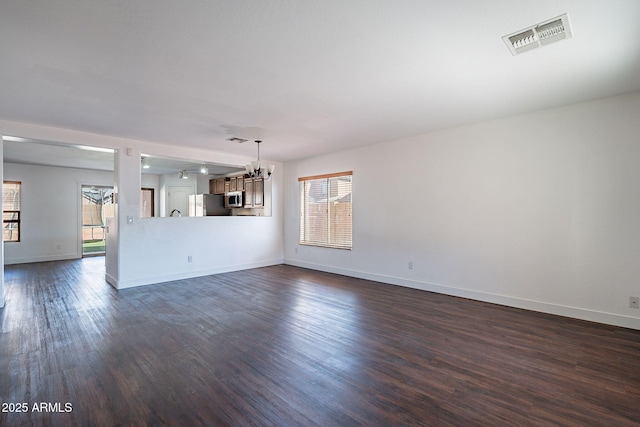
top-left (4, 253), bottom-right (81, 265)
top-left (113, 258), bottom-right (285, 290)
top-left (105, 272), bottom-right (118, 289)
top-left (285, 259), bottom-right (640, 331)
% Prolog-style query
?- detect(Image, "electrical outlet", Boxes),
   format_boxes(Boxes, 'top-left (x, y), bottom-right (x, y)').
top-left (188, 256), bottom-right (193, 263)
top-left (630, 296), bottom-right (639, 309)
top-left (408, 261), bottom-right (414, 270)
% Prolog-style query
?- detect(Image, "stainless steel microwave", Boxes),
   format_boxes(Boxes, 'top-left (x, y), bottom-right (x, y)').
top-left (225, 192), bottom-right (243, 208)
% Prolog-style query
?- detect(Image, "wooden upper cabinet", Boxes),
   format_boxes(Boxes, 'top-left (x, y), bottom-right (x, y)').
top-left (244, 178), bottom-right (254, 208)
top-left (229, 176), bottom-right (245, 192)
top-left (211, 176), bottom-right (246, 195)
top-left (235, 176), bottom-right (245, 192)
top-left (211, 178), bottom-right (226, 195)
top-left (253, 178), bottom-right (264, 207)
top-left (243, 178), bottom-right (263, 208)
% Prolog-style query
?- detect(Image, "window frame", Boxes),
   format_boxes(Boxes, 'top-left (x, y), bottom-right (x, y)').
top-left (298, 171), bottom-right (352, 250)
top-left (3, 180), bottom-right (22, 243)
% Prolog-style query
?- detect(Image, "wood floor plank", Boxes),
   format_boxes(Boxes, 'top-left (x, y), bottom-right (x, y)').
top-left (1, 258), bottom-right (639, 426)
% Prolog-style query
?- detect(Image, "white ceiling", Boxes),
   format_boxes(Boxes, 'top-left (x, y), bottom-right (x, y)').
top-left (1, 0), bottom-right (640, 163)
top-left (2, 138), bottom-right (244, 175)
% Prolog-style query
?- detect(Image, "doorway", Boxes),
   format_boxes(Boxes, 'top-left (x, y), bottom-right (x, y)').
top-left (167, 185), bottom-right (192, 217)
top-left (141, 188), bottom-right (154, 218)
top-left (81, 185), bottom-right (114, 256)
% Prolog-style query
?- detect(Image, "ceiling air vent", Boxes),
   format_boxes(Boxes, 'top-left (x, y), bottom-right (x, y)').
top-left (226, 137), bottom-right (248, 143)
top-left (503, 13), bottom-right (571, 55)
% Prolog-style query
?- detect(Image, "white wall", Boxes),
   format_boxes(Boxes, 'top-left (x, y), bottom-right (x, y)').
top-left (3, 163), bottom-right (114, 264)
top-left (114, 214), bottom-right (283, 288)
top-left (0, 120), bottom-right (284, 291)
top-left (284, 91), bottom-right (640, 330)
top-left (113, 146), bottom-right (283, 289)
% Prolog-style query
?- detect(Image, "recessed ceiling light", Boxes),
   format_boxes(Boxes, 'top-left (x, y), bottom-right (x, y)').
top-left (503, 13), bottom-right (572, 55)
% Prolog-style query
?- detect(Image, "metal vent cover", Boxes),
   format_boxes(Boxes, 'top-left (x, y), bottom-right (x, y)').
top-left (226, 137), bottom-right (248, 143)
top-left (503, 14), bottom-right (572, 55)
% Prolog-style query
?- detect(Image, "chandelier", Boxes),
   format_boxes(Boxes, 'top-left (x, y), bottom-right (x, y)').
top-left (245, 140), bottom-right (275, 180)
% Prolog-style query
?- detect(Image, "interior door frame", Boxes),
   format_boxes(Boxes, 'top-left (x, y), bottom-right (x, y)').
top-left (141, 187), bottom-right (155, 218)
top-left (80, 184), bottom-right (114, 257)
top-left (167, 184), bottom-right (193, 217)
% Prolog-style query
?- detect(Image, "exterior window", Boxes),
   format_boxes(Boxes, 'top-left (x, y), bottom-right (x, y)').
top-left (3, 181), bottom-right (21, 242)
top-left (299, 172), bottom-right (352, 250)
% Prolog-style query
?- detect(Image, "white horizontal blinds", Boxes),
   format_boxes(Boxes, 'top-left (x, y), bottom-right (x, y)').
top-left (329, 174), bottom-right (352, 248)
top-left (299, 172), bottom-right (352, 250)
top-left (3, 181), bottom-right (21, 242)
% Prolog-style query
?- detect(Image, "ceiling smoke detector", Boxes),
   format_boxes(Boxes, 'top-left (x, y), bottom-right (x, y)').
top-left (503, 14), bottom-right (572, 55)
top-left (226, 137), bottom-right (248, 143)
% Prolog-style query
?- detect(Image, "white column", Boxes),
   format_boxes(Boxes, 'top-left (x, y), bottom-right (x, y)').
top-left (105, 147), bottom-right (141, 289)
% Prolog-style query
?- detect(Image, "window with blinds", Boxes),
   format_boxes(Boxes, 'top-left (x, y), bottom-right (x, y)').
top-left (299, 172), bottom-right (352, 250)
top-left (3, 181), bottom-right (21, 242)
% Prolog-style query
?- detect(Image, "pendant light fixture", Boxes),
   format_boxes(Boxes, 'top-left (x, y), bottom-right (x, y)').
top-left (245, 140), bottom-right (275, 180)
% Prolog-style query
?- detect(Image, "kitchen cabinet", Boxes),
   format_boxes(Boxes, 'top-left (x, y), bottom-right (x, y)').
top-left (210, 176), bottom-right (245, 195)
top-left (254, 178), bottom-right (263, 207)
top-left (228, 176), bottom-right (245, 192)
top-left (243, 178), bottom-right (253, 207)
top-left (210, 178), bottom-right (226, 195)
top-left (235, 176), bottom-right (245, 192)
top-left (244, 178), bottom-right (264, 208)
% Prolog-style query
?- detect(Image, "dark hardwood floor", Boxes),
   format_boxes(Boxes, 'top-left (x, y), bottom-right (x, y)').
top-left (1, 258), bottom-right (639, 426)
